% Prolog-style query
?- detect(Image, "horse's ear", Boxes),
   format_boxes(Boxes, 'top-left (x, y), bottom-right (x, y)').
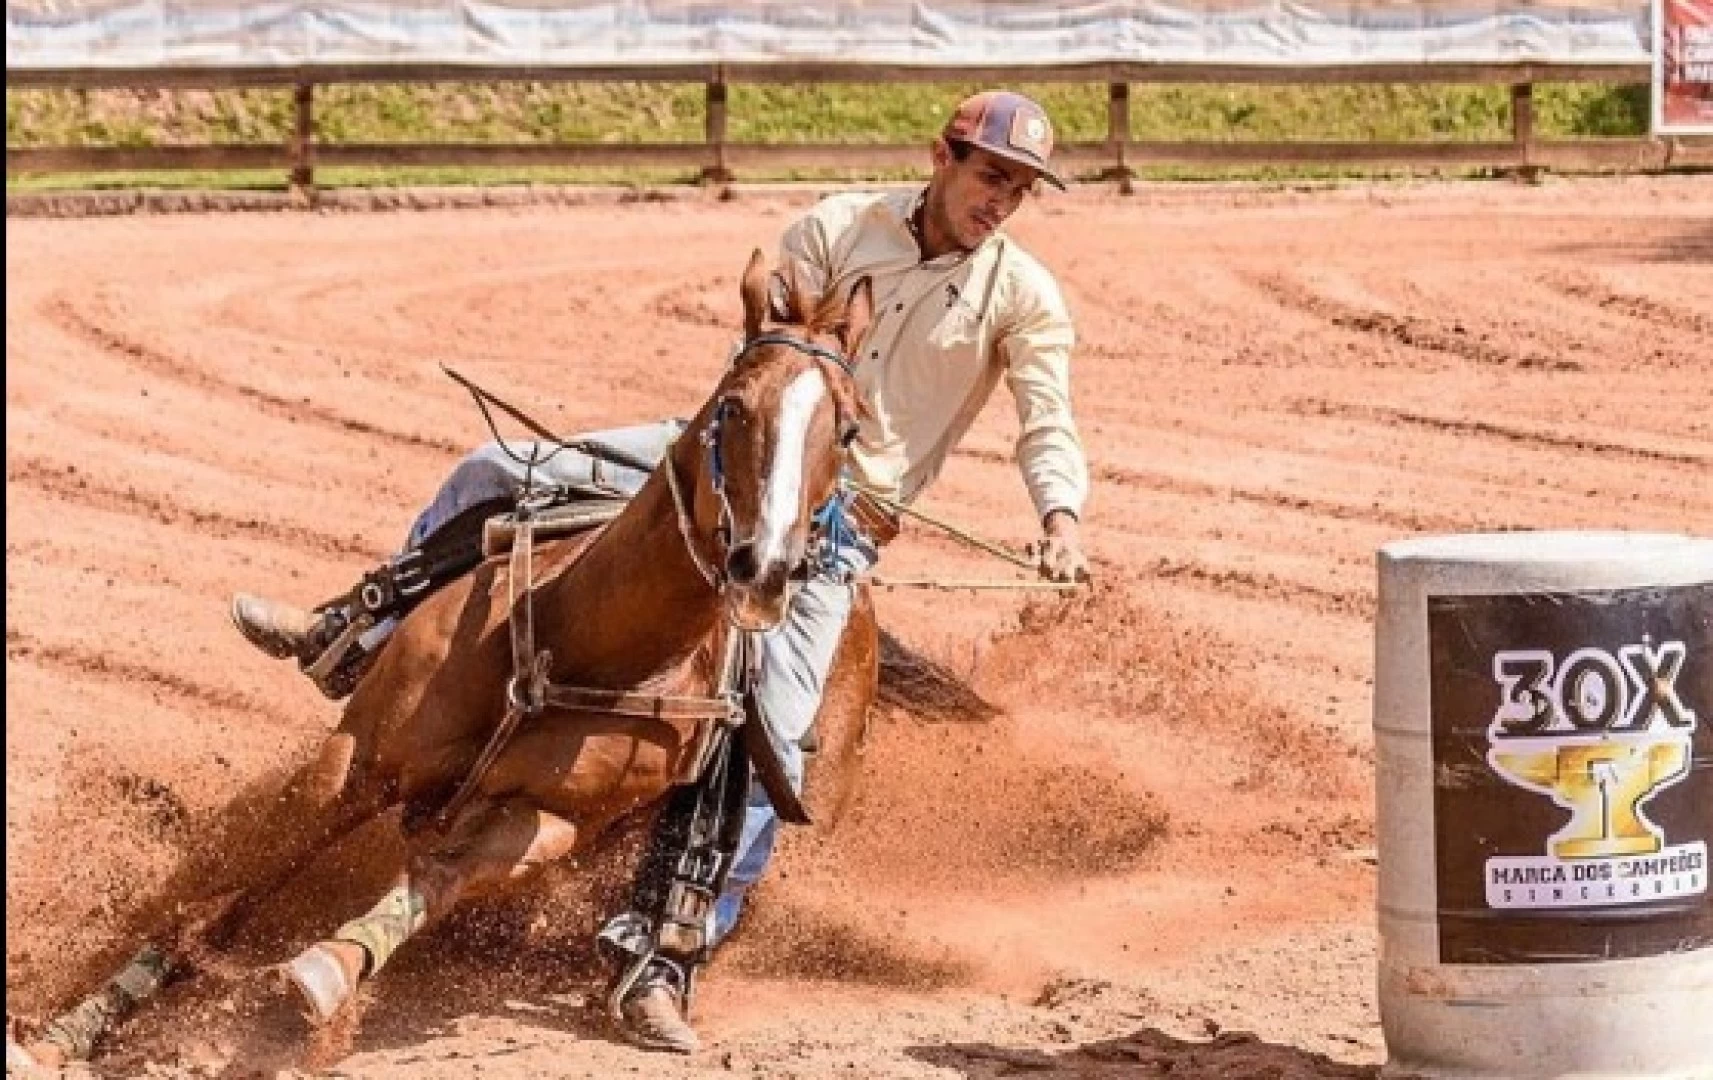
top-left (740, 247), bottom-right (769, 340)
top-left (837, 276), bottom-right (874, 356)
top-left (776, 261), bottom-right (806, 324)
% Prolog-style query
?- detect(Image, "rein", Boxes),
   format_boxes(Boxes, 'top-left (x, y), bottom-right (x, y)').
top-left (440, 363), bottom-right (659, 492)
top-left (664, 439), bottom-right (725, 590)
top-left (839, 481), bottom-right (1083, 592)
top-left (434, 326), bottom-right (1067, 831)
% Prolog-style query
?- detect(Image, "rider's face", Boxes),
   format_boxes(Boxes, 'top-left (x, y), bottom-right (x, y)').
top-left (925, 140), bottom-right (1040, 253)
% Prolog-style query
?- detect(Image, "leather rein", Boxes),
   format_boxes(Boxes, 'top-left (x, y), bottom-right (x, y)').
top-left (434, 331), bottom-right (854, 832)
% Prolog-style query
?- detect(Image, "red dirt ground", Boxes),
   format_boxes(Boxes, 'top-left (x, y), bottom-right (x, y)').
top-left (6, 175), bottom-right (1711, 1079)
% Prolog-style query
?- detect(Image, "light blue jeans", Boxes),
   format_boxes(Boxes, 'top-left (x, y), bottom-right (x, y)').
top-left (403, 422), bottom-right (683, 548)
top-left (398, 422), bottom-right (874, 946)
top-left (712, 533), bottom-right (874, 944)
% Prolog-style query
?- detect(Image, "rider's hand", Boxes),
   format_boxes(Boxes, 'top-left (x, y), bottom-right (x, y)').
top-left (1037, 510), bottom-right (1090, 583)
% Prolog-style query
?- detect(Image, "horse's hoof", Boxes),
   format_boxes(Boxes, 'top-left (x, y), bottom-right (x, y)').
top-left (5, 1034), bottom-right (63, 1077)
top-left (281, 945), bottom-right (355, 1025)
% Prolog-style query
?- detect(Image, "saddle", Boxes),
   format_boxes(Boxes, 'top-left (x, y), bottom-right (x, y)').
top-left (480, 494), bottom-right (629, 558)
top-left (301, 487), bottom-right (627, 700)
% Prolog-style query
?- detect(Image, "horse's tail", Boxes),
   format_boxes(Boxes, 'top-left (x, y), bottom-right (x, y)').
top-left (876, 628), bottom-right (1001, 725)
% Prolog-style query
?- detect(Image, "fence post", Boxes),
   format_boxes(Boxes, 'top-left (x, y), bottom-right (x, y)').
top-left (1106, 81), bottom-right (1134, 192)
top-left (702, 70), bottom-right (733, 184)
top-left (1509, 82), bottom-right (1542, 182)
top-left (290, 80), bottom-right (315, 199)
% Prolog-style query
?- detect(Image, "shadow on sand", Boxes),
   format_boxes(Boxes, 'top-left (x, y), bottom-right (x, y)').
top-left (909, 1025), bottom-right (1379, 1079)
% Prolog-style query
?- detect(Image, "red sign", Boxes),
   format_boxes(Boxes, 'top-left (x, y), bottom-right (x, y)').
top-left (1656, 0), bottom-right (1713, 132)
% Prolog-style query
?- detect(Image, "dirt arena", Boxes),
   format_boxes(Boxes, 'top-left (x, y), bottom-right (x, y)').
top-left (7, 175), bottom-right (1711, 1078)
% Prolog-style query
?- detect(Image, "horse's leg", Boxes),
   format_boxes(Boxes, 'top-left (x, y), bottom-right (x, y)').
top-left (177, 731), bottom-right (392, 954)
top-left (16, 730), bottom-right (390, 1069)
top-left (283, 797), bottom-right (578, 1023)
top-left (800, 588), bottom-right (879, 829)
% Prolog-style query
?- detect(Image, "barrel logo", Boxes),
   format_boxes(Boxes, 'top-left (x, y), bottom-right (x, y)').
top-left (1484, 638), bottom-right (1706, 909)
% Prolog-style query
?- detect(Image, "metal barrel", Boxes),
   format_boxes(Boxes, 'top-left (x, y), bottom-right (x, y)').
top-left (1374, 531), bottom-right (1713, 1079)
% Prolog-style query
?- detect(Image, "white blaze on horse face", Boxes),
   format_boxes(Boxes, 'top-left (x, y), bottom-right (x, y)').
top-left (755, 366), bottom-right (828, 574)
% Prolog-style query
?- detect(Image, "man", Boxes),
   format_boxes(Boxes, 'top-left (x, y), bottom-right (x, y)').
top-left (231, 89), bottom-right (1090, 1053)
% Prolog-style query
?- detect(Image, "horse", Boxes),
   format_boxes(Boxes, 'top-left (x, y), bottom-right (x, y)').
top-left (12, 249), bottom-right (882, 1069)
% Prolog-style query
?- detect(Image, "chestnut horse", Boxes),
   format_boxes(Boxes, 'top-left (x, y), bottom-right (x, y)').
top-left (15, 250), bottom-right (880, 1067)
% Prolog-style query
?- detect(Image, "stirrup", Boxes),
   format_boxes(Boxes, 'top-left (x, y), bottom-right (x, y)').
top-left (301, 612), bottom-right (375, 700)
top-left (598, 912), bottom-right (660, 1021)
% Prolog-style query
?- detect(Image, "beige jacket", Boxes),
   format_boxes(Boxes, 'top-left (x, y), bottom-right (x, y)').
top-left (777, 188), bottom-right (1088, 523)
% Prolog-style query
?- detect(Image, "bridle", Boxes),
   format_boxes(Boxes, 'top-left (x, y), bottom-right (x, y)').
top-left (664, 330), bottom-right (859, 595)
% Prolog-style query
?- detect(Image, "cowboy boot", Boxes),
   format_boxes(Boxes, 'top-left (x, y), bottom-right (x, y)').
top-left (615, 963), bottom-right (700, 1055)
top-left (230, 594), bottom-right (327, 660)
top-left (229, 594), bottom-right (371, 701)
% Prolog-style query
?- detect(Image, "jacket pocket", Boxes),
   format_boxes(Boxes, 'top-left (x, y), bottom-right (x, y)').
top-left (926, 298), bottom-right (982, 353)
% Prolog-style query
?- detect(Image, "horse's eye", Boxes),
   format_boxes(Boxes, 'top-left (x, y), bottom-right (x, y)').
top-left (839, 420), bottom-right (861, 448)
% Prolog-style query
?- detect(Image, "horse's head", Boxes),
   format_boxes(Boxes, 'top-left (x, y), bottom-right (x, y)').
top-left (675, 248), bottom-right (872, 631)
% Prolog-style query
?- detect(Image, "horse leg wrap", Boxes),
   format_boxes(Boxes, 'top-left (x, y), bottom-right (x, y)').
top-left (333, 883), bottom-right (428, 977)
top-left (39, 945), bottom-right (172, 1060)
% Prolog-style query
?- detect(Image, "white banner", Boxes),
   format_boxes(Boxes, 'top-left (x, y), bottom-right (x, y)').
top-left (1486, 842), bottom-right (1708, 910)
top-left (6, 1), bottom-right (1652, 70)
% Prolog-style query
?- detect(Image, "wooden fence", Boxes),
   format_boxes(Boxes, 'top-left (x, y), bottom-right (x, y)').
top-left (7, 61), bottom-right (1711, 189)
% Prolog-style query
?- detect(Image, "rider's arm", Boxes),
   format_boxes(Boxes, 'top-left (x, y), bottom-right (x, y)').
top-left (997, 262), bottom-right (1088, 526)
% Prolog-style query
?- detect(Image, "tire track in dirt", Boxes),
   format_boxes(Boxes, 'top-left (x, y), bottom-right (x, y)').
top-left (1090, 460), bottom-right (1467, 536)
top-left (1063, 267), bottom-right (1344, 374)
top-left (10, 397), bottom-right (423, 499)
top-left (43, 297), bottom-right (463, 457)
top-left (7, 457), bottom-right (380, 561)
top-left (4, 629), bottom-right (301, 732)
top-left (1535, 269), bottom-right (1713, 338)
top-left (1382, 265), bottom-right (1705, 372)
top-left (1245, 272), bottom-right (1583, 372)
top-left (1128, 556), bottom-right (1373, 619)
top-left (953, 445), bottom-right (1470, 535)
top-left (1288, 397), bottom-right (1713, 469)
top-left (1064, 280), bottom-right (1239, 355)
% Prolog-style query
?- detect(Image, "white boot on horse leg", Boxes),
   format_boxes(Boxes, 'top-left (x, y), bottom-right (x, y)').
top-left (284, 800), bottom-right (578, 1026)
top-left (284, 880), bottom-right (426, 1024)
top-left (7, 1031), bottom-right (63, 1077)
top-left (283, 939), bottom-right (370, 1025)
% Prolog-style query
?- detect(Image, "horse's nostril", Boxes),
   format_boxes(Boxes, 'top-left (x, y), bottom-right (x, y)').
top-left (726, 542), bottom-right (760, 585)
